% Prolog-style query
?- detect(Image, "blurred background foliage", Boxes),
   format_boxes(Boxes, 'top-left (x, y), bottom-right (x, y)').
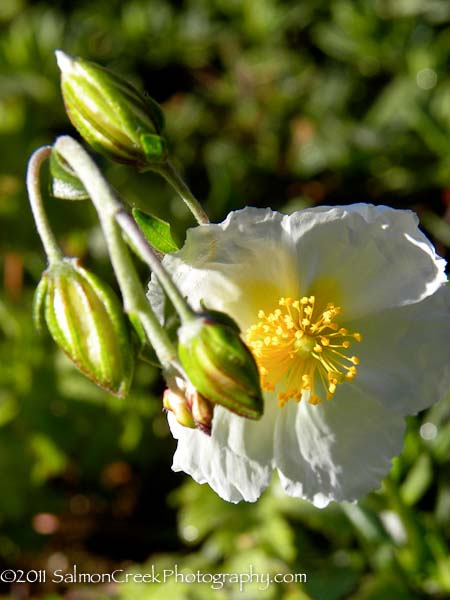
top-left (1, 0), bottom-right (450, 598)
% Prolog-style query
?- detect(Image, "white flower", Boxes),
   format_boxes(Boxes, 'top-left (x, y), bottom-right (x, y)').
top-left (149, 204), bottom-right (450, 507)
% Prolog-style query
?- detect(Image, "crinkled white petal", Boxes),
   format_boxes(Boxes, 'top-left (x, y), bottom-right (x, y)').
top-left (151, 205), bottom-right (446, 330)
top-left (169, 400), bottom-right (278, 503)
top-left (274, 386), bottom-right (405, 506)
top-left (153, 207), bottom-right (301, 330)
top-left (348, 284), bottom-right (450, 416)
top-left (284, 203), bottom-right (447, 320)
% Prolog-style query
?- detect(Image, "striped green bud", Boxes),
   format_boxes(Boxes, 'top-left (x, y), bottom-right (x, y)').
top-left (55, 51), bottom-right (166, 170)
top-left (34, 258), bottom-right (134, 397)
top-left (177, 312), bottom-right (263, 420)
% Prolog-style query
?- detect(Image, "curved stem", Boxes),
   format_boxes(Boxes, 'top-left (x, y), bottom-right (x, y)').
top-left (54, 136), bottom-right (195, 324)
top-left (26, 146), bottom-right (63, 265)
top-left (155, 160), bottom-right (209, 225)
top-left (53, 136), bottom-right (198, 374)
top-left (115, 211), bottom-right (194, 323)
top-left (101, 216), bottom-right (177, 368)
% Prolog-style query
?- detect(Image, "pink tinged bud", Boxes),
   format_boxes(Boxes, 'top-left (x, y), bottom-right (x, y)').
top-left (163, 388), bottom-right (196, 430)
top-left (186, 387), bottom-right (214, 436)
top-left (163, 386), bottom-right (214, 435)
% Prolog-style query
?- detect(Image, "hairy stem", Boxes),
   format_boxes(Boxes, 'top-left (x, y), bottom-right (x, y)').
top-left (26, 147), bottom-right (63, 265)
top-left (54, 135), bottom-right (190, 370)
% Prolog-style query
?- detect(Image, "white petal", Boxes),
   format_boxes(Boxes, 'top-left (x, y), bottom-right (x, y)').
top-left (284, 203), bottom-right (447, 320)
top-left (274, 386), bottom-right (405, 506)
top-left (349, 284), bottom-right (450, 416)
top-left (155, 207), bottom-right (301, 330)
top-left (169, 400), bottom-right (277, 503)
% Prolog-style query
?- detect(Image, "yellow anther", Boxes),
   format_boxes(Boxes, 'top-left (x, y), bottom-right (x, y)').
top-left (308, 395), bottom-right (321, 405)
top-left (245, 294), bottom-right (362, 407)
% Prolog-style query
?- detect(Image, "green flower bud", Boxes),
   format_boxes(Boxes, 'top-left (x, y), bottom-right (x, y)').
top-left (34, 258), bottom-right (134, 397)
top-left (177, 312), bottom-right (264, 420)
top-left (55, 50), bottom-right (167, 170)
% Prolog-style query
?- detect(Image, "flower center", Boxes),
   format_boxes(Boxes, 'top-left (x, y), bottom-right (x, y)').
top-left (245, 296), bottom-right (361, 407)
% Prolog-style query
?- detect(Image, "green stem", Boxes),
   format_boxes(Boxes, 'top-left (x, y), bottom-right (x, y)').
top-left (100, 217), bottom-right (177, 368)
top-left (26, 146), bottom-right (63, 265)
top-left (115, 210), bottom-right (194, 323)
top-left (155, 160), bottom-right (209, 225)
top-left (53, 136), bottom-right (194, 368)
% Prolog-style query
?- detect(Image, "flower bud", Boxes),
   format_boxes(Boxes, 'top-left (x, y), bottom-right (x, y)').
top-left (163, 388), bottom-right (196, 429)
top-left (177, 312), bottom-right (264, 420)
top-left (163, 383), bottom-right (214, 435)
top-left (55, 50), bottom-right (167, 170)
top-left (187, 387), bottom-right (214, 435)
top-left (34, 258), bottom-right (134, 397)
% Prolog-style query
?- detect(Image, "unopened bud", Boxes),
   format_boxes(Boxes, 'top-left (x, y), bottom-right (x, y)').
top-left (163, 388), bottom-right (196, 429)
top-left (178, 312), bottom-right (264, 420)
top-left (55, 51), bottom-right (166, 170)
top-left (187, 387), bottom-right (214, 435)
top-left (34, 258), bottom-right (134, 397)
top-left (163, 384), bottom-right (214, 435)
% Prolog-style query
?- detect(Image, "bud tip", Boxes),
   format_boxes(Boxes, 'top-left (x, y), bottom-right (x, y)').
top-left (55, 50), bottom-right (73, 73)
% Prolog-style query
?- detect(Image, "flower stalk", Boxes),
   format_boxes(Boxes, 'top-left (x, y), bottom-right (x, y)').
top-left (53, 135), bottom-right (192, 368)
top-left (55, 136), bottom-right (194, 322)
top-left (26, 146), bottom-right (63, 265)
top-left (154, 160), bottom-right (209, 225)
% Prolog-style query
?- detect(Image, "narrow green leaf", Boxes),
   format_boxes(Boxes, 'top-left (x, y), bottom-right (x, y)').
top-left (49, 149), bottom-right (89, 201)
top-left (401, 453), bottom-right (433, 506)
top-left (132, 208), bottom-right (179, 254)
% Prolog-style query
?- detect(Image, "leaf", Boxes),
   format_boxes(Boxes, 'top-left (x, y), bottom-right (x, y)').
top-left (49, 149), bottom-right (89, 201)
top-left (133, 208), bottom-right (179, 254)
top-left (401, 453), bottom-right (433, 506)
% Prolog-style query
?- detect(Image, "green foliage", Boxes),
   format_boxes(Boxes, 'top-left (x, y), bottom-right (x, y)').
top-left (1, 0), bottom-right (450, 598)
top-left (133, 209), bottom-right (179, 254)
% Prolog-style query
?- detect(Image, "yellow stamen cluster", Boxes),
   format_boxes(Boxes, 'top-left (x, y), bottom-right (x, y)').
top-left (245, 296), bottom-right (361, 407)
